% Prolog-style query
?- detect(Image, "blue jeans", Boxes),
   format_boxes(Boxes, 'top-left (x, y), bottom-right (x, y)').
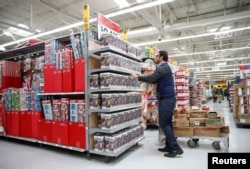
top-left (158, 97), bottom-right (180, 151)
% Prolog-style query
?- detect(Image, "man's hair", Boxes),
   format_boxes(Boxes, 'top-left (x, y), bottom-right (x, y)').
top-left (159, 50), bottom-right (168, 61)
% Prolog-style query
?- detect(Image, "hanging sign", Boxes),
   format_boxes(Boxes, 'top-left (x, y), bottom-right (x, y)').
top-left (122, 29), bottom-right (128, 41)
top-left (97, 13), bottom-right (120, 39)
top-left (149, 45), bottom-right (154, 58)
top-left (83, 4), bottom-right (90, 30)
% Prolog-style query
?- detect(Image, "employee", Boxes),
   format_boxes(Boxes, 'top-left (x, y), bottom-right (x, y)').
top-left (131, 50), bottom-right (183, 158)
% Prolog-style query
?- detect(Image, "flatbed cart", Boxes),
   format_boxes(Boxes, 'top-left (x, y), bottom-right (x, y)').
top-left (158, 131), bottom-right (229, 152)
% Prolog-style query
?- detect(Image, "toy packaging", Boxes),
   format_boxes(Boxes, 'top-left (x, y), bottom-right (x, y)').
top-left (42, 100), bottom-right (53, 120)
top-left (94, 134), bottom-right (105, 152)
top-left (60, 98), bottom-right (69, 121)
top-left (89, 94), bottom-right (100, 109)
top-left (89, 74), bottom-right (99, 89)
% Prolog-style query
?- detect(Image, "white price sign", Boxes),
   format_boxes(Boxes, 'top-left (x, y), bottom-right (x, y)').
top-left (97, 13), bottom-right (120, 39)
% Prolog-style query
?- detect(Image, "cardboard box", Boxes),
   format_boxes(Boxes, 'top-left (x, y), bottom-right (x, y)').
top-left (220, 125), bottom-right (230, 134)
top-left (207, 112), bottom-right (218, 119)
top-left (174, 127), bottom-right (193, 137)
top-left (194, 127), bottom-right (220, 137)
top-left (190, 110), bottom-right (208, 118)
top-left (190, 118), bottom-right (206, 127)
top-left (205, 118), bottom-right (224, 128)
top-left (239, 114), bottom-right (250, 124)
top-left (175, 114), bottom-right (188, 121)
top-left (174, 120), bottom-right (190, 127)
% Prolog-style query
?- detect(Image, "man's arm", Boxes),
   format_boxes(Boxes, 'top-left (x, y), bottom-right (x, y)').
top-left (132, 66), bottom-right (169, 83)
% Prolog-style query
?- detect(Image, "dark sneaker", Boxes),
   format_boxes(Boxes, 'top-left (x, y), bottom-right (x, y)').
top-left (164, 148), bottom-right (183, 157)
top-left (158, 147), bottom-right (170, 152)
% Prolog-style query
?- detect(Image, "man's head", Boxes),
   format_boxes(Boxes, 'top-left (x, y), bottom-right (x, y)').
top-left (155, 50), bottom-right (168, 64)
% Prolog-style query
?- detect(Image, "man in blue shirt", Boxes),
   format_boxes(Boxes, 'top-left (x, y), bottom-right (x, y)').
top-left (131, 51), bottom-right (183, 158)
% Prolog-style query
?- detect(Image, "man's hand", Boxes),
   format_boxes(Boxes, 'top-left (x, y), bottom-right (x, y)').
top-left (131, 74), bottom-right (140, 79)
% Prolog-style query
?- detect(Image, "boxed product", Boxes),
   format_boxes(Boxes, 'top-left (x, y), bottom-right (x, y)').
top-left (100, 52), bottom-right (117, 68)
top-left (190, 110), bottom-right (208, 118)
top-left (100, 73), bottom-right (116, 88)
top-left (193, 127), bottom-right (220, 137)
top-left (105, 135), bottom-right (117, 152)
top-left (205, 118), bottom-right (224, 128)
top-left (60, 98), bottom-right (69, 121)
top-left (101, 113), bottom-right (116, 129)
top-left (89, 94), bottom-right (100, 109)
top-left (174, 127), bottom-right (194, 137)
top-left (42, 100), bottom-right (53, 120)
top-left (52, 99), bottom-right (61, 121)
top-left (76, 100), bottom-right (85, 123)
top-left (94, 134), bottom-right (105, 151)
top-left (174, 120), bottom-right (190, 127)
top-left (89, 74), bottom-right (99, 89)
top-left (220, 125), bottom-right (230, 134)
top-left (239, 114), bottom-right (250, 124)
top-left (189, 118), bottom-right (206, 127)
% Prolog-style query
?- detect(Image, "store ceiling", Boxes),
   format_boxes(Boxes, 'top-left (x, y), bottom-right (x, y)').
top-left (0, 0), bottom-right (250, 81)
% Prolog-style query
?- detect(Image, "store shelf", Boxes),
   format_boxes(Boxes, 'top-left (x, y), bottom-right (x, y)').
top-left (37, 141), bottom-right (86, 152)
top-left (89, 103), bottom-right (142, 113)
top-left (89, 88), bottom-right (142, 93)
top-left (89, 118), bottom-right (142, 134)
top-left (89, 135), bottom-right (145, 157)
top-left (38, 92), bottom-right (85, 96)
top-left (89, 67), bottom-right (140, 75)
top-left (90, 46), bottom-right (142, 62)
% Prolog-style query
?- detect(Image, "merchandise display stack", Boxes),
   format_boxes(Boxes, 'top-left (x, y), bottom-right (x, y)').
top-left (173, 106), bottom-right (230, 149)
top-left (229, 88), bottom-right (234, 111)
top-left (189, 76), bottom-right (197, 106)
top-left (140, 59), bottom-right (158, 128)
top-left (88, 35), bottom-right (144, 159)
top-left (175, 71), bottom-right (190, 108)
top-left (0, 31), bottom-right (100, 152)
top-left (233, 65), bottom-right (250, 127)
top-left (196, 81), bottom-right (203, 107)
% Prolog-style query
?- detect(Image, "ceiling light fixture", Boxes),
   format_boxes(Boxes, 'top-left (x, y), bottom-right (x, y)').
top-left (170, 46), bottom-right (250, 58)
top-left (135, 26), bottom-right (250, 46)
top-left (1, 0), bottom-right (174, 48)
top-left (181, 56), bottom-right (250, 65)
top-left (114, 0), bottom-right (130, 9)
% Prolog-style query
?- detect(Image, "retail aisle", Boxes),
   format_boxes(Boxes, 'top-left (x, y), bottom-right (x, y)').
top-left (0, 99), bottom-right (250, 169)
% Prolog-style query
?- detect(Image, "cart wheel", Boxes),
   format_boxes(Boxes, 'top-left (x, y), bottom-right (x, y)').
top-left (212, 141), bottom-right (221, 150)
top-left (192, 138), bottom-right (199, 143)
top-left (86, 152), bottom-right (90, 160)
top-left (105, 156), bottom-right (110, 163)
top-left (187, 139), bottom-right (197, 148)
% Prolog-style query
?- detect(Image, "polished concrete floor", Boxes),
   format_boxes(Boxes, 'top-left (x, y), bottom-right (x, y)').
top-left (0, 99), bottom-right (250, 169)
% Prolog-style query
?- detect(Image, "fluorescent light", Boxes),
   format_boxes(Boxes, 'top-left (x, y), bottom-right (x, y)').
top-left (208, 26), bottom-right (230, 33)
top-left (8, 27), bottom-right (33, 37)
top-left (17, 23), bottom-right (29, 29)
top-left (170, 46), bottom-right (250, 58)
top-left (128, 27), bottom-right (157, 36)
top-left (114, 0), bottom-right (130, 8)
top-left (1, 0), bottom-right (174, 48)
top-left (135, 26), bottom-right (250, 46)
top-left (36, 29), bottom-right (42, 33)
top-left (216, 62), bottom-right (227, 66)
top-left (137, 0), bottom-right (145, 3)
top-left (106, 0), bottom-right (174, 18)
top-left (195, 68), bottom-right (238, 74)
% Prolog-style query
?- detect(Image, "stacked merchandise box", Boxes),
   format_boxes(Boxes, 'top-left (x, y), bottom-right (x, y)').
top-left (175, 71), bottom-right (190, 108)
top-left (173, 106), bottom-right (229, 138)
top-left (0, 61), bottom-right (22, 92)
top-left (140, 59), bottom-right (158, 127)
top-left (89, 35), bottom-right (144, 158)
top-left (233, 75), bottom-right (250, 125)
